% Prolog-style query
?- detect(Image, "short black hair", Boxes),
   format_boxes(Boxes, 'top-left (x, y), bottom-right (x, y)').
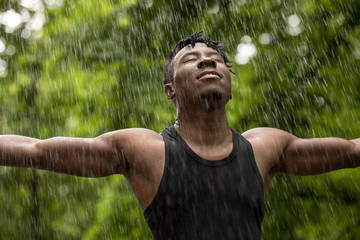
top-left (163, 31), bottom-right (234, 85)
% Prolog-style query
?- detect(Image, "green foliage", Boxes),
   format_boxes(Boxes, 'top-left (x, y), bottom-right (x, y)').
top-left (0, 0), bottom-right (359, 239)
top-left (82, 176), bottom-right (152, 240)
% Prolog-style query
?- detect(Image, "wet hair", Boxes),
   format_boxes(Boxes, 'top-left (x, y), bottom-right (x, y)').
top-left (163, 31), bottom-right (234, 85)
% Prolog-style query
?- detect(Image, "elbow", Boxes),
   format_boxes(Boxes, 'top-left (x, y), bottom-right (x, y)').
top-left (30, 141), bottom-right (47, 168)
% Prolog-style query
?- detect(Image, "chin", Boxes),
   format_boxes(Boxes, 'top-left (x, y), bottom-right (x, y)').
top-left (200, 90), bottom-right (224, 100)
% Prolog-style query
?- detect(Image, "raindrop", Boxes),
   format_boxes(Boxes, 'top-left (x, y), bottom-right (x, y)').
top-left (235, 42), bottom-right (257, 65)
top-left (45, 0), bottom-right (64, 8)
top-left (286, 25), bottom-right (303, 36)
top-left (286, 14), bottom-right (303, 36)
top-left (336, 14), bottom-right (345, 25)
top-left (207, 3), bottom-right (220, 14)
top-left (21, 9), bottom-right (31, 23)
top-left (259, 33), bottom-right (271, 45)
top-left (21, 28), bottom-right (31, 39)
top-left (0, 59), bottom-right (8, 77)
top-left (20, 0), bottom-right (44, 12)
top-left (297, 44), bottom-right (309, 56)
top-left (0, 40), bottom-right (5, 54)
top-left (26, 13), bottom-right (45, 31)
top-left (315, 96), bottom-right (326, 107)
top-left (0, 9), bottom-right (23, 33)
top-left (240, 35), bottom-right (252, 44)
top-left (141, 0), bottom-right (153, 8)
top-left (5, 45), bottom-right (16, 55)
top-left (288, 14), bottom-right (300, 27)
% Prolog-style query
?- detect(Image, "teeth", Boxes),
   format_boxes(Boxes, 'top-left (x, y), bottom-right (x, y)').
top-left (202, 73), bottom-right (219, 78)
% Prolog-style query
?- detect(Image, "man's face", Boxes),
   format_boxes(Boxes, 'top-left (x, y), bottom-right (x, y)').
top-left (168, 43), bottom-right (232, 108)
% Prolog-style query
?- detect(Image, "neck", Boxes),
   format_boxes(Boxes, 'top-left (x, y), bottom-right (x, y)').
top-left (174, 105), bottom-right (231, 146)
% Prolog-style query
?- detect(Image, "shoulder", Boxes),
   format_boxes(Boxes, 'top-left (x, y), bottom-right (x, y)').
top-left (95, 128), bottom-right (164, 155)
top-left (242, 127), bottom-right (296, 144)
top-left (241, 128), bottom-right (297, 176)
top-left (99, 128), bottom-right (165, 171)
top-left (98, 128), bottom-right (163, 143)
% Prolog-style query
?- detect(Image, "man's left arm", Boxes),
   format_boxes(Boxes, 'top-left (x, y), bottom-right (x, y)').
top-left (274, 134), bottom-right (360, 175)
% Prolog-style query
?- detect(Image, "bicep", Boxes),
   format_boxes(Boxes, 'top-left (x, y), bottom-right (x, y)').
top-left (33, 134), bottom-right (126, 177)
top-left (275, 137), bottom-right (359, 175)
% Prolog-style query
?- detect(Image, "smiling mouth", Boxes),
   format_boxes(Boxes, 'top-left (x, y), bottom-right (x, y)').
top-left (199, 74), bottom-right (221, 80)
top-left (197, 71), bottom-right (222, 80)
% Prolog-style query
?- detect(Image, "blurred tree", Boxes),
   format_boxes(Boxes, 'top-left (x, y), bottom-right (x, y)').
top-left (0, 0), bottom-right (359, 239)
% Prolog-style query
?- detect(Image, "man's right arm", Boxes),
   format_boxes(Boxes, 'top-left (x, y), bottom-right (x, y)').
top-left (0, 129), bottom-right (145, 177)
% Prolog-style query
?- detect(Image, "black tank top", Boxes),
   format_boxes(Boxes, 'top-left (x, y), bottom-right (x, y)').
top-left (144, 126), bottom-right (264, 240)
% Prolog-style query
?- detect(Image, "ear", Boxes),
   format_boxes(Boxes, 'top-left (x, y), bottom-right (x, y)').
top-left (165, 83), bottom-right (175, 100)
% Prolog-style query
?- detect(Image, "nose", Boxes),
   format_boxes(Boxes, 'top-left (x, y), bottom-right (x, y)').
top-left (197, 57), bottom-right (217, 68)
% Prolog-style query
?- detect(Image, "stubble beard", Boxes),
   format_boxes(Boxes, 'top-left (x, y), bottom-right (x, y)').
top-left (200, 90), bottom-right (225, 112)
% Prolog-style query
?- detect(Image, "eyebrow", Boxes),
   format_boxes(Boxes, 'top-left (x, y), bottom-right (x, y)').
top-left (179, 51), bottom-right (198, 61)
top-left (208, 51), bottom-right (221, 57)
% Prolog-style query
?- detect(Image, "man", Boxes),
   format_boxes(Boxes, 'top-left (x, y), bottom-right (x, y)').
top-left (0, 32), bottom-right (359, 239)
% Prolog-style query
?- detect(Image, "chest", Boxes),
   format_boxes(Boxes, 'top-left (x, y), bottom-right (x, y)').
top-left (164, 154), bottom-right (263, 210)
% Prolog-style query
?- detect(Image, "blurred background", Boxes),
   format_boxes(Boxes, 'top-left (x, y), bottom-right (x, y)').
top-left (0, 0), bottom-right (359, 239)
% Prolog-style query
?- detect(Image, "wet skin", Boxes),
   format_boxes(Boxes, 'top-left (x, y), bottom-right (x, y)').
top-left (0, 43), bottom-right (359, 212)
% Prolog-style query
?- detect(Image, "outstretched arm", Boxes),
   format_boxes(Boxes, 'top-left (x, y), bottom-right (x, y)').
top-left (0, 130), bottom-right (132, 177)
top-left (243, 128), bottom-right (359, 193)
top-left (273, 132), bottom-right (360, 175)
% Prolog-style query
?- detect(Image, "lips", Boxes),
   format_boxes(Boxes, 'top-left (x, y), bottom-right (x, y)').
top-left (197, 70), bottom-right (222, 80)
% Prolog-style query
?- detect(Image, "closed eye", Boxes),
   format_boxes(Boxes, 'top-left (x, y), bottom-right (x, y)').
top-left (183, 58), bottom-right (197, 63)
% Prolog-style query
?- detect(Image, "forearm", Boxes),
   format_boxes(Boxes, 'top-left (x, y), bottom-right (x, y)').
top-left (0, 135), bottom-right (40, 168)
top-left (279, 137), bottom-right (360, 176)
